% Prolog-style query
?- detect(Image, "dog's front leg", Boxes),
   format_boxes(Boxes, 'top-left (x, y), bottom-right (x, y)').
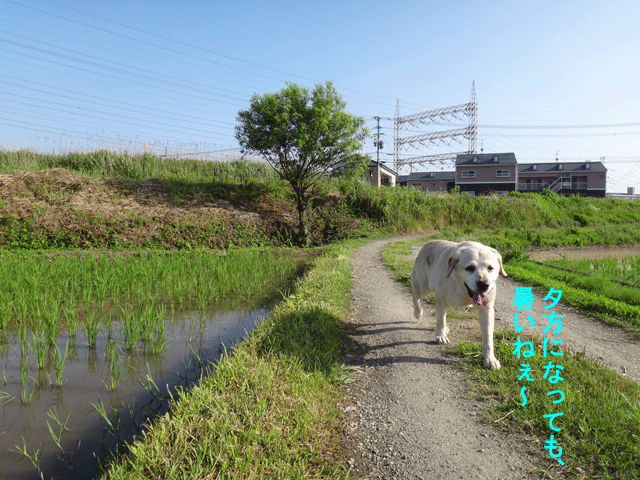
top-left (479, 308), bottom-right (501, 370)
top-left (434, 298), bottom-right (450, 344)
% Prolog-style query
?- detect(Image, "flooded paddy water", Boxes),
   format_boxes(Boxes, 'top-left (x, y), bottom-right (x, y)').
top-left (0, 305), bottom-right (273, 479)
top-left (0, 249), bottom-right (304, 479)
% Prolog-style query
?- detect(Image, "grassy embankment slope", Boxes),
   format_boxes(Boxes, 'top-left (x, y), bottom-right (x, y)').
top-left (2, 150), bottom-right (640, 478)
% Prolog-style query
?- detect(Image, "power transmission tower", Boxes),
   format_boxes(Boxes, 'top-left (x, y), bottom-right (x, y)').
top-left (394, 81), bottom-right (478, 172)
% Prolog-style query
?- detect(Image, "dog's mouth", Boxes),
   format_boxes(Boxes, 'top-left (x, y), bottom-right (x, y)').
top-left (465, 283), bottom-right (489, 307)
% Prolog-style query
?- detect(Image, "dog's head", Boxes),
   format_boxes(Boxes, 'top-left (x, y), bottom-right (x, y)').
top-left (446, 242), bottom-right (507, 307)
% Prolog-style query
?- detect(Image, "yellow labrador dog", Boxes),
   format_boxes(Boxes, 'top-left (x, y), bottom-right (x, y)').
top-left (411, 240), bottom-right (507, 369)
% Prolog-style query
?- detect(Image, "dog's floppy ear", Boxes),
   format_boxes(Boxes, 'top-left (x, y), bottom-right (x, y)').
top-left (447, 255), bottom-right (459, 278)
top-left (493, 248), bottom-right (508, 277)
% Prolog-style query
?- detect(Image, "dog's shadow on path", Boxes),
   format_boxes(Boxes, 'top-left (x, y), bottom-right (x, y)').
top-left (346, 321), bottom-right (456, 368)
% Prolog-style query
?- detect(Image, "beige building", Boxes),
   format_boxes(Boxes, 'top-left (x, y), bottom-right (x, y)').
top-left (455, 153), bottom-right (517, 195)
top-left (397, 153), bottom-right (607, 197)
top-left (517, 161), bottom-right (606, 196)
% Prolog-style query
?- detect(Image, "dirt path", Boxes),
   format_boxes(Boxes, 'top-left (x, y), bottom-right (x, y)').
top-left (342, 238), bottom-right (640, 479)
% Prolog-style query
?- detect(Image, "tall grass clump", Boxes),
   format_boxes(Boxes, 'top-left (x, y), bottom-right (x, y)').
top-left (0, 150), bottom-right (280, 186)
top-left (334, 178), bottom-right (640, 235)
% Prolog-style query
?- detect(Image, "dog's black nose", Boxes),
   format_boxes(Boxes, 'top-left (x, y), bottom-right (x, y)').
top-left (476, 280), bottom-right (490, 292)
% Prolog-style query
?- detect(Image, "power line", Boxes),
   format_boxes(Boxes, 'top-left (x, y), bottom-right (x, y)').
top-left (6, 0), bottom-right (406, 110)
top-left (481, 122), bottom-right (640, 129)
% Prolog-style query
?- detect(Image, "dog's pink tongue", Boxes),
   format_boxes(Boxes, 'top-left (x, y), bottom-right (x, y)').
top-left (473, 292), bottom-right (489, 307)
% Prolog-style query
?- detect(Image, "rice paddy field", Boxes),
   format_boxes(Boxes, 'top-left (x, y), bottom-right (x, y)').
top-left (504, 255), bottom-right (640, 334)
top-left (545, 256), bottom-right (640, 286)
top-left (0, 249), bottom-right (304, 478)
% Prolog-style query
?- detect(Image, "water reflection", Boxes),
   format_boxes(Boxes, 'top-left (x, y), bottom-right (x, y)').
top-left (0, 306), bottom-right (270, 479)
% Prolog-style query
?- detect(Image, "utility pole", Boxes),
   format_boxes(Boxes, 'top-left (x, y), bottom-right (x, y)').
top-left (373, 116), bottom-right (384, 187)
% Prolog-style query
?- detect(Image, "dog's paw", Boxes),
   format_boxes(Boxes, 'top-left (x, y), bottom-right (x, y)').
top-left (413, 304), bottom-right (423, 320)
top-left (435, 334), bottom-right (450, 344)
top-left (483, 356), bottom-right (501, 370)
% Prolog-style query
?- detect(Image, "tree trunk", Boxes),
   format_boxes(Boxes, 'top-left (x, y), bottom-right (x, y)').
top-left (296, 195), bottom-right (307, 238)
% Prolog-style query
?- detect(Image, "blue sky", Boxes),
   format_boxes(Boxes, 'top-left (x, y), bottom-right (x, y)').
top-left (1, 0), bottom-right (639, 192)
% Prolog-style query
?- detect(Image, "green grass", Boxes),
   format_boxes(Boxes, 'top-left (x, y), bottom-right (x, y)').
top-left (382, 235), bottom-right (640, 479)
top-left (456, 329), bottom-right (640, 479)
top-left (102, 240), bottom-right (363, 479)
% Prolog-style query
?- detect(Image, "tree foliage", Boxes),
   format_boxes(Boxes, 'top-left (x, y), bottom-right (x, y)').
top-left (235, 81), bottom-right (368, 238)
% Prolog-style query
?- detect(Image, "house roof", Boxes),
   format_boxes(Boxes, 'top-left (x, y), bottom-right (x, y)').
top-left (456, 152), bottom-right (517, 166)
top-left (517, 161), bottom-right (606, 173)
top-left (407, 171), bottom-right (456, 181)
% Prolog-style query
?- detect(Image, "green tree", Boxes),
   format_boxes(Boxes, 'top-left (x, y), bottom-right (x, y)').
top-left (235, 81), bottom-right (368, 239)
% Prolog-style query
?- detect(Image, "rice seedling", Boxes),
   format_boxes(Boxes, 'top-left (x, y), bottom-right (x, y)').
top-left (0, 294), bottom-right (10, 330)
top-left (150, 319), bottom-right (166, 356)
top-left (10, 437), bottom-right (42, 473)
top-left (121, 305), bottom-right (140, 352)
top-left (546, 255), bottom-right (640, 285)
top-left (43, 304), bottom-right (59, 347)
top-left (139, 368), bottom-right (160, 395)
top-left (63, 302), bottom-right (79, 337)
top-left (106, 355), bottom-right (127, 391)
top-left (31, 296), bottom-right (45, 322)
top-left (91, 399), bottom-right (116, 432)
top-left (105, 323), bottom-right (118, 362)
top-left (94, 280), bottom-right (109, 308)
top-left (31, 330), bottom-right (49, 370)
top-left (0, 391), bottom-right (14, 407)
top-left (12, 295), bottom-right (28, 326)
top-left (19, 361), bottom-right (37, 405)
top-left (84, 313), bottom-right (100, 349)
top-left (81, 283), bottom-right (93, 314)
top-left (18, 324), bottom-right (28, 357)
top-left (52, 340), bottom-right (70, 387)
top-left (138, 302), bottom-right (155, 344)
top-left (46, 406), bottom-right (70, 452)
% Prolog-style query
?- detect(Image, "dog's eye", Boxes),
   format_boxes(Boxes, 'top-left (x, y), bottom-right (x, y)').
top-left (465, 265), bottom-right (475, 273)
top-left (488, 265), bottom-right (494, 271)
